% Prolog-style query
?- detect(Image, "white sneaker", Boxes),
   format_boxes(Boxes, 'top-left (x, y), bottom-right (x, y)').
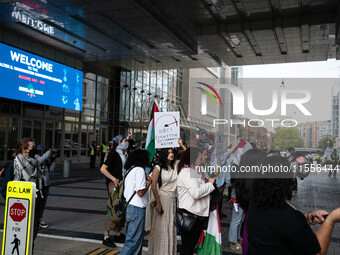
top-left (39, 221), bottom-right (49, 228)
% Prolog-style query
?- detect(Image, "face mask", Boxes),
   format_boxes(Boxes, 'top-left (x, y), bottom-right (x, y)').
top-left (28, 148), bottom-right (37, 158)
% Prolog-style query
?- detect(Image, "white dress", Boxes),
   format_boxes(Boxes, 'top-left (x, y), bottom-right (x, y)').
top-left (148, 165), bottom-right (177, 255)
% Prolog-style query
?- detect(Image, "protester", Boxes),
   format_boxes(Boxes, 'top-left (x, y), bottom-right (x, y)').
top-left (120, 149), bottom-right (152, 255)
top-left (89, 141), bottom-right (97, 169)
top-left (217, 146), bottom-right (231, 218)
top-left (329, 148), bottom-right (339, 177)
top-left (234, 149), bottom-right (267, 255)
top-left (286, 147), bottom-right (298, 190)
top-left (36, 144), bottom-right (57, 229)
top-left (99, 142), bottom-right (108, 167)
top-left (247, 155), bottom-right (340, 255)
top-left (148, 147), bottom-right (178, 254)
top-left (228, 185), bottom-right (243, 252)
top-left (13, 138), bottom-right (43, 244)
top-left (113, 131), bottom-right (132, 176)
top-left (100, 140), bottom-right (125, 247)
top-left (177, 147), bottom-right (216, 255)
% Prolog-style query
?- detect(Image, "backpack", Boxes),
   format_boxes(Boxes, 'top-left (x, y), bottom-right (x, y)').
top-left (107, 166), bottom-right (137, 224)
top-left (1, 162), bottom-right (14, 200)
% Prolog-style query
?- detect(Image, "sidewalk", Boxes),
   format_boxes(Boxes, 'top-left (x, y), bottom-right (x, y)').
top-left (2, 164), bottom-right (340, 254)
top-left (49, 161), bottom-right (103, 185)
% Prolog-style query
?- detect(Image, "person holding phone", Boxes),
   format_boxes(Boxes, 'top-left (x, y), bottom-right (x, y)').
top-left (177, 147), bottom-right (216, 255)
top-left (148, 139), bottom-right (185, 255)
top-left (247, 155), bottom-right (340, 255)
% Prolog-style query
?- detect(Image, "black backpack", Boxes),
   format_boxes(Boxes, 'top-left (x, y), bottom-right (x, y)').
top-left (1, 162), bottom-right (14, 199)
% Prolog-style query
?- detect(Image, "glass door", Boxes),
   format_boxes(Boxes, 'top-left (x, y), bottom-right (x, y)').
top-left (7, 117), bottom-right (19, 161)
top-left (0, 117), bottom-right (6, 165)
top-left (0, 117), bottom-right (19, 165)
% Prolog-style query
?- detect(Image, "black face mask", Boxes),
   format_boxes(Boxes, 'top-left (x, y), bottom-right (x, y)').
top-left (28, 148), bottom-right (37, 158)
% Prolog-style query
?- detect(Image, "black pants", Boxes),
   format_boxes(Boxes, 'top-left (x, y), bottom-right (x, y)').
top-left (90, 155), bottom-right (96, 168)
top-left (37, 185), bottom-right (49, 221)
top-left (34, 193), bottom-right (44, 241)
top-left (180, 210), bottom-right (207, 255)
top-left (329, 163), bottom-right (337, 177)
top-left (217, 184), bottom-right (225, 214)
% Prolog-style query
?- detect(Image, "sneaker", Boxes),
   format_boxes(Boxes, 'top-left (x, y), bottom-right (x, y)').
top-left (103, 238), bottom-right (117, 248)
top-left (39, 221), bottom-right (49, 229)
top-left (110, 233), bottom-right (126, 243)
top-left (237, 239), bottom-right (242, 245)
top-left (230, 242), bottom-right (242, 252)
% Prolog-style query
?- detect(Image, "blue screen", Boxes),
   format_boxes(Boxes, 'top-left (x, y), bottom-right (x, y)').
top-left (0, 42), bottom-right (83, 111)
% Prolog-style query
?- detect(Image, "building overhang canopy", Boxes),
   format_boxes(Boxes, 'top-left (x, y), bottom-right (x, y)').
top-left (0, 0), bottom-right (339, 69)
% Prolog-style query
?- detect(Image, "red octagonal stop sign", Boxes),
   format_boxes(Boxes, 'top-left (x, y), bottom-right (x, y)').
top-left (10, 202), bottom-right (26, 222)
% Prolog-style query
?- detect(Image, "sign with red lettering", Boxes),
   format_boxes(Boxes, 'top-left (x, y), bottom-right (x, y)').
top-left (2, 181), bottom-right (35, 255)
top-left (9, 202), bottom-right (26, 222)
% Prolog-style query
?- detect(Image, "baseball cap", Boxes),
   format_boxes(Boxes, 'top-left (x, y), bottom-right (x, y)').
top-left (37, 144), bottom-right (47, 151)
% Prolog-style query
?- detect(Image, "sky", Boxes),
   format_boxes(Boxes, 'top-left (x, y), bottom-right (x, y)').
top-left (240, 59), bottom-right (340, 123)
top-left (242, 59), bottom-right (340, 78)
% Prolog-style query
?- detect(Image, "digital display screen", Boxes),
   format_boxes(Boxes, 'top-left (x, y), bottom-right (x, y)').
top-left (0, 42), bottom-right (83, 111)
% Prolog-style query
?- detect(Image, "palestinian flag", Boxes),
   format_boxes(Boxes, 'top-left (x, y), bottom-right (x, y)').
top-left (196, 203), bottom-right (222, 255)
top-left (228, 138), bottom-right (253, 166)
top-left (146, 101), bottom-right (160, 161)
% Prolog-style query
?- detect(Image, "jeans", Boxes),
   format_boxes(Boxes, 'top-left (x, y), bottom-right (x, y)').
top-left (228, 203), bottom-right (244, 244)
top-left (120, 205), bottom-right (146, 255)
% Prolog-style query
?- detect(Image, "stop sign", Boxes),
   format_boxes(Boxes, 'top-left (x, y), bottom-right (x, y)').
top-left (9, 202), bottom-right (26, 222)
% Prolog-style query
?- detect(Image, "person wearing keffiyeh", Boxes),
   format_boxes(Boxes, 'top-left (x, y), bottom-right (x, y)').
top-left (13, 137), bottom-right (44, 247)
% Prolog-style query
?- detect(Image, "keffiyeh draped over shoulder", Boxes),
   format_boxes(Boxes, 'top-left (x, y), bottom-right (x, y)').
top-left (14, 154), bottom-right (43, 190)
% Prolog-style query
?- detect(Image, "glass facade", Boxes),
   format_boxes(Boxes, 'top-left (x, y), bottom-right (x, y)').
top-left (333, 93), bottom-right (339, 140)
top-left (231, 66), bottom-right (243, 119)
top-left (119, 69), bottom-right (183, 145)
top-left (0, 72), bottom-right (112, 164)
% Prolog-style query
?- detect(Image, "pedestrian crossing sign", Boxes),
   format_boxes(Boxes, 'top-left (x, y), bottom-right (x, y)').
top-left (2, 181), bottom-right (36, 255)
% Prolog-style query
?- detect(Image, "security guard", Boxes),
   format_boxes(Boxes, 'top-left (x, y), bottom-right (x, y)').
top-left (315, 153), bottom-right (322, 164)
top-left (329, 149), bottom-right (339, 177)
top-left (89, 141), bottom-right (97, 168)
top-left (100, 142), bottom-right (108, 166)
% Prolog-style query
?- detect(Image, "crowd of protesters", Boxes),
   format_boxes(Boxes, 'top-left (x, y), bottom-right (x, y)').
top-left (3, 134), bottom-right (340, 255)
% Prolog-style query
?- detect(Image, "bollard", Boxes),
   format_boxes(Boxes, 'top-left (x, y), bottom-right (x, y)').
top-left (63, 160), bottom-right (70, 178)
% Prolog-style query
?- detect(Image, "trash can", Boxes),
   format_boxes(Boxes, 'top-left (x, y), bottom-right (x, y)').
top-left (63, 160), bottom-right (71, 178)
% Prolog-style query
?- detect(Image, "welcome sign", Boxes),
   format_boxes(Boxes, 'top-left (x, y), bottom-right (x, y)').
top-left (0, 42), bottom-right (83, 111)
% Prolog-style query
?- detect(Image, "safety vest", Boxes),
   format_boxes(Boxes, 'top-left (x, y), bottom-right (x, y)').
top-left (90, 145), bottom-right (95, 156)
top-left (331, 153), bottom-right (339, 163)
top-left (102, 144), bottom-right (107, 153)
top-left (315, 155), bottom-right (321, 160)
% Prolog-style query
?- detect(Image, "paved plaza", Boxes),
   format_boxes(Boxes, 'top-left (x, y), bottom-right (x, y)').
top-left (1, 163), bottom-right (340, 254)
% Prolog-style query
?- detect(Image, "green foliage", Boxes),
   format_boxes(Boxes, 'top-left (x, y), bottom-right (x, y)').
top-left (318, 136), bottom-right (333, 150)
top-left (272, 127), bottom-right (304, 150)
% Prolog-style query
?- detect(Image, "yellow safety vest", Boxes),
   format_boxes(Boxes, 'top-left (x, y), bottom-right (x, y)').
top-left (331, 153), bottom-right (339, 163)
top-left (90, 145), bottom-right (95, 156)
top-left (102, 144), bottom-right (107, 153)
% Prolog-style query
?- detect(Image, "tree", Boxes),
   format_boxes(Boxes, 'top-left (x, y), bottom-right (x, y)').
top-left (318, 136), bottom-right (333, 150)
top-left (271, 127), bottom-right (304, 150)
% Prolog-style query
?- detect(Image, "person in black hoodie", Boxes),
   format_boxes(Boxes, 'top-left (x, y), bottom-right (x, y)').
top-left (100, 141), bottom-right (125, 247)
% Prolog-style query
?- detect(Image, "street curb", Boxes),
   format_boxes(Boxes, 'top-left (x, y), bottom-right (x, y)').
top-left (50, 177), bottom-right (101, 186)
